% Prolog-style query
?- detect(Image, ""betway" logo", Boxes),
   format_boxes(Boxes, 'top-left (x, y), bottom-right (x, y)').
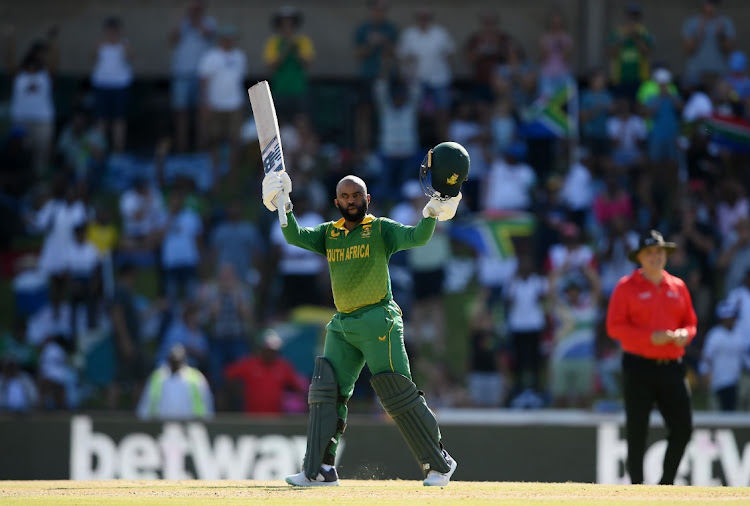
top-left (70, 416), bottom-right (344, 480)
top-left (597, 423), bottom-right (750, 486)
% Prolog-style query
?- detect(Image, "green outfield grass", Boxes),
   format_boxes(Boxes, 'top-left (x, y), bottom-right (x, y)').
top-left (2, 480), bottom-right (750, 505)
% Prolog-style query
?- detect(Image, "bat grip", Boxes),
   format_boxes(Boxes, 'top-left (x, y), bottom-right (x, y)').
top-left (277, 188), bottom-right (288, 227)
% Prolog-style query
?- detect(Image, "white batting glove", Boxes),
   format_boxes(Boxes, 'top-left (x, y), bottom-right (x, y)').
top-left (262, 172), bottom-right (292, 212)
top-left (422, 192), bottom-right (462, 221)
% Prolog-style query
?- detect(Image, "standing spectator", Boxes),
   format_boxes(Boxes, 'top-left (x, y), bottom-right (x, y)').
top-left (157, 303), bottom-right (209, 368)
top-left (198, 24), bottom-right (247, 182)
top-left (546, 222), bottom-right (596, 276)
top-left (538, 11), bottom-right (574, 96)
top-left (682, 0), bottom-right (735, 88)
top-left (607, 98), bottom-right (647, 173)
top-left (210, 199), bottom-right (264, 286)
top-left (719, 218), bottom-right (750, 294)
top-left (398, 7), bottom-right (455, 142)
top-left (597, 216), bottom-right (639, 297)
top-left (700, 301), bottom-right (745, 411)
top-left (726, 50), bottom-right (750, 101)
top-left (263, 6), bottom-right (315, 118)
top-left (118, 176), bottom-right (167, 260)
top-left (224, 330), bottom-right (307, 414)
top-left (108, 263), bottom-right (147, 409)
top-left (203, 263), bottom-right (253, 403)
top-left (504, 256), bottom-right (548, 396)
top-left (715, 179), bottom-right (749, 247)
top-left (548, 266), bottom-right (601, 408)
top-left (91, 16), bottom-right (133, 153)
top-left (169, 0), bottom-right (216, 153)
top-left (137, 344), bottom-right (214, 420)
top-left (606, 230), bottom-right (696, 485)
top-left (592, 172), bottom-right (634, 228)
top-left (0, 358), bottom-right (39, 412)
top-left (483, 141), bottom-right (536, 212)
top-left (608, 3), bottom-right (654, 100)
top-left (157, 190), bottom-right (203, 303)
top-left (559, 148), bottom-right (595, 228)
top-left (66, 222), bottom-right (102, 332)
top-left (4, 25), bottom-right (58, 175)
top-left (464, 11), bottom-right (512, 103)
top-left (56, 108), bottom-right (108, 185)
top-left (352, 0), bottom-right (399, 150)
top-left (579, 68), bottom-right (613, 159)
top-left (466, 289), bottom-right (507, 407)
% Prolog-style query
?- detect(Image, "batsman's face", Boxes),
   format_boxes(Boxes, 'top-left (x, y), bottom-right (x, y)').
top-left (637, 246), bottom-right (667, 273)
top-left (335, 180), bottom-right (370, 222)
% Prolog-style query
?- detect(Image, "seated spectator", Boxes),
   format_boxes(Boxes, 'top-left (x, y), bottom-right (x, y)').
top-left (210, 199), bottom-right (264, 286)
top-left (156, 302), bottom-right (208, 369)
top-left (483, 141), bottom-right (535, 212)
top-left (27, 277), bottom-right (73, 348)
top-left (579, 68), bottom-right (613, 158)
top-left (0, 319), bottom-right (36, 373)
top-left (607, 97), bottom-right (647, 172)
top-left (137, 344), bottom-right (214, 420)
top-left (86, 205), bottom-right (118, 256)
top-left (548, 266), bottom-right (601, 408)
top-left (700, 301), bottom-right (745, 411)
top-left (56, 107), bottom-right (107, 184)
top-left (224, 330), bottom-right (307, 414)
top-left (37, 335), bottom-right (77, 410)
top-left (66, 222), bottom-right (102, 331)
top-left (118, 176), bottom-right (166, 260)
top-left (0, 357), bottom-right (39, 412)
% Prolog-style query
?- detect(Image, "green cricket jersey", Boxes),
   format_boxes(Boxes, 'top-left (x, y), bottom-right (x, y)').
top-left (281, 212), bottom-right (436, 313)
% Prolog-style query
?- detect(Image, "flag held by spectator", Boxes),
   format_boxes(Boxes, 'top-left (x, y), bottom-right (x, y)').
top-left (520, 83), bottom-right (578, 139)
top-left (703, 113), bottom-right (750, 153)
top-left (449, 212), bottom-right (536, 259)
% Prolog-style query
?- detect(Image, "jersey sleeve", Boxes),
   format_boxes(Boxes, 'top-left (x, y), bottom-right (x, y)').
top-left (605, 278), bottom-right (653, 344)
top-left (380, 216), bottom-right (436, 256)
top-left (280, 211), bottom-right (328, 256)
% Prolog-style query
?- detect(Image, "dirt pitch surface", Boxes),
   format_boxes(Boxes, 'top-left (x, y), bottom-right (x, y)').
top-left (2, 480), bottom-right (750, 505)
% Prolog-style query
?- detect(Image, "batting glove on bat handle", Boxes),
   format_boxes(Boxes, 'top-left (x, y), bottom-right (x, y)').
top-left (423, 192), bottom-right (462, 221)
top-left (262, 172), bottom-right (292, 212)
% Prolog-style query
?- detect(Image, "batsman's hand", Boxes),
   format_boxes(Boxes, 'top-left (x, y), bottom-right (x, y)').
top-left (262, 172), bottom-right (292, 212)
top-left (423, 192), bottom-right (462, 222)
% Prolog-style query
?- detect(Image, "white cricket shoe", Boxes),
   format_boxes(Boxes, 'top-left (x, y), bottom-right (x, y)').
top-left (423, 450), bottom-right (457, 487)
top-left (285, 467), bottom-right (340, 487)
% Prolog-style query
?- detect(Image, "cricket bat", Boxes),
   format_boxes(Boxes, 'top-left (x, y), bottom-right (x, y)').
top-left (248, 81), bottom-right (288, 227)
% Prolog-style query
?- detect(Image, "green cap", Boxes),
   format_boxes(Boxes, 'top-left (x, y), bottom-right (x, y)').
top-left (419, 142), bottom-right (470, 199)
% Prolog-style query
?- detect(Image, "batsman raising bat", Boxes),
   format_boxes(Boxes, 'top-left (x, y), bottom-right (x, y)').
top-left (262, 141), bottom-right (469, 487)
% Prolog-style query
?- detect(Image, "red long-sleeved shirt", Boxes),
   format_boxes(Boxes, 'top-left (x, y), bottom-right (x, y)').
top-left (224, 356), bottom-right (308, 414)
top-left (606, 269), bottom-right (697, 360)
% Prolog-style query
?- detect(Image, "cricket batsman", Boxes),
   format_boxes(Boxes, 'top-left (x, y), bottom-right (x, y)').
top-left (261, 141), bottom-right (469, 487)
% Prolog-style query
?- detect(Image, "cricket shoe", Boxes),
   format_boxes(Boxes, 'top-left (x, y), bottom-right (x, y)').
top-left (285, 467), bottom-right (340, 487)
top-left (423, 450), bottom-right (458, 487)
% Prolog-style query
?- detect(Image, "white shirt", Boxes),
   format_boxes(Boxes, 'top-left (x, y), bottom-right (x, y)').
top-left (161, 209), bottom-right (203, 268)
top-left (606, 115), bottom-right (647, 151)
top-left (725, 286), bottom-right (750, 343)
top-left (505, 274), bottom-right (548, 332)
top-left (91, 42), bottom-right (132, 87)
top-left (374, 79), bottom-right (420, 157)
top-left (272, 212), bottom-right (326, 275)
top-left (33, 199), bottom-right (88, 275)
top-left (198, 47), bottom-right (247, 111)
top-left (27, 303), bottom-right (73, 346)
top-left (547, 244), bottom-right (595, 272)
top-left (172, 16), bottom-right (216, 76)
top-left (701, 325), bottom-right (747, 390)
top-left (137, 366), bottom-right (214, 420)
top-left (10, 70), bottom-right (54, 122)
top-left (120, 187), bottom-right (167, 238)
top-left (66, 240), bottom-right (100, 277)
top-left (560, 162), bottom-right (594, 211)
top-left (683, 91), bottom-right (714, 123)
top-left (398, 24), bottom-right (455, 87)
top-left (484, 159), bottom-right (536, 211)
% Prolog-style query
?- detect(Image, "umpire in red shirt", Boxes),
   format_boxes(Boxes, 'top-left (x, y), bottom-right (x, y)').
top-left (606, 230), bottom-right (697, 485)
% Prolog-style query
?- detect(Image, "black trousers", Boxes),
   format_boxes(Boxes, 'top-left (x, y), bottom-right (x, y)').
top-left (622, 352), bottom-right (693, 485)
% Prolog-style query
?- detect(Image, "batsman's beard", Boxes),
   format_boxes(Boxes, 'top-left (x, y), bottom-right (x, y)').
top-left (337, 200), bottom-right (368, 223)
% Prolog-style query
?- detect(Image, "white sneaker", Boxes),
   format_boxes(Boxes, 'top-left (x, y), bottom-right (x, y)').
top-left (285, 467), bottom-right (340, 487)
top-left (423, 451), bottom-right (457, 487)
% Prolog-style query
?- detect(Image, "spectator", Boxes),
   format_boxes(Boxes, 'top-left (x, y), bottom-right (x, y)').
top-left (700, 301), bottom-right (745, 411)
top-left (56, 107), bottom-right (108, 185)
top-left (352, 0), bottom-right (399, 149)
top-left (538, 10), bottom-right (574, 96)
top-left (593, 172), bottom-right (634, 228)
top-left (488, 93), bottom-right (516, 157)
top-left (137, 344), bottom-right (214, 420)
top-left (467, 289), bottom-right (507, 407)
top-left (608, 3), bottom-right (653, 100)
top-left (719, 218), bottom-right (750, 294)
top-left (464, 11), bottom-right (512, 103)
top-left (682, 0), bottom-right (736, 88)
top-left (715, 179), bottom-right (749, 247)
top-left (224, 330), bottom-right (307, 414)
top-left (726, 50), bottom-right (750, 101)
top-left (157, 190), bottom-right (203, 303)
top-left (4, 25), bottom-right (58, 175)
top-left (504, 255), bottom-right (548, 396)
top-left (607, 97), bottom-right (647, 173)
top-left (169, 0), bottom-right (216, 153)
top-left (108, 263), bottom-right (147, 409)
top-left (579, 68), bottom-right (613, 158)
top-left (91, 16), bottom-right (133, 153)
top-left (157, 303), bottom-right (208, 368)
top-left (263, 6), bottom-right (315, 118)
top-left (27, 278), bottom-right (72, 348)
top-left (548, 267), bottom-right (601, 408)
top-left (198, 24), bottom-right (247, 182)
top-left (203, 263), bottom-right (253, 399)
top-left (597, 216), bottom-right (639, 297)
top-left (210, 199), bottom-right (264, 285)
top-left (398, 7), bottom-right (455, 142)
top-left (546, 222), bottom-right (596, 276)
top-left (0, 320), bottom-right (36, 374)
top-left (372, 73), bottom-right (421, 203)
top-left (0, 357), bottom-right (39, 412)
top-left (87, 205), bottom-right (119, 257)
top-left (66, 222), bottom-right (102, 331)
top-left (483, 141), bottom-right (535, 212)
top-left (559, 147), bottom-right (595, 228)
top-left (118, 176), bottom-right (167, 258)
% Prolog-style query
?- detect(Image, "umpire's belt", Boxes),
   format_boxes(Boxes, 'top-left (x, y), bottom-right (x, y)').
top-left (624, 352), bottom-right (682, 366)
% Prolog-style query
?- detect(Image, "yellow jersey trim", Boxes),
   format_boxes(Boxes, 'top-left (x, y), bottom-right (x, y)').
top-left (331, 214), bottom-right (377, 232)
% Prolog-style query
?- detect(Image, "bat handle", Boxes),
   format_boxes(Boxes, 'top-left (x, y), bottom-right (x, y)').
top-left (277, 188), bottom-right (288, 227)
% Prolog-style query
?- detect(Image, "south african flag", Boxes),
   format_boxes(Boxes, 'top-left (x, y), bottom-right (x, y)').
top-left (703, 113), bottom-right (750, 153)
top-left (520, 83), bottom-right (578, 139)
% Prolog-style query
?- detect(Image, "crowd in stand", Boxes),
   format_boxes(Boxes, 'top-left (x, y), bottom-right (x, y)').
top-left (2, 0), bottom-right (750, 416)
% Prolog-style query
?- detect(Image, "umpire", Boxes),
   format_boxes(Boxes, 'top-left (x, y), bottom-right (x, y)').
top-left (606, 230), bottom-right (697, 485)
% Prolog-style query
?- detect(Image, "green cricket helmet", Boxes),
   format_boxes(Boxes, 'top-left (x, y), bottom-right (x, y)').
top-left (419, 141), bottom-right (470, 200)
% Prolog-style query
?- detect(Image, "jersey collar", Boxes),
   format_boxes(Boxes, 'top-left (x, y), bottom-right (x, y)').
top-left (332, 214), bottom-right (376, 231)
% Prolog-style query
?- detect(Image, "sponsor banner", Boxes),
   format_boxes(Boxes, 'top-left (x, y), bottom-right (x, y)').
top-left (2, 412), bottom-right (750, 485)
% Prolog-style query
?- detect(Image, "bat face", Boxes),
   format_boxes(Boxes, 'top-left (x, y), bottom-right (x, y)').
top-left (262, 136), bottom-right (284, 175)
